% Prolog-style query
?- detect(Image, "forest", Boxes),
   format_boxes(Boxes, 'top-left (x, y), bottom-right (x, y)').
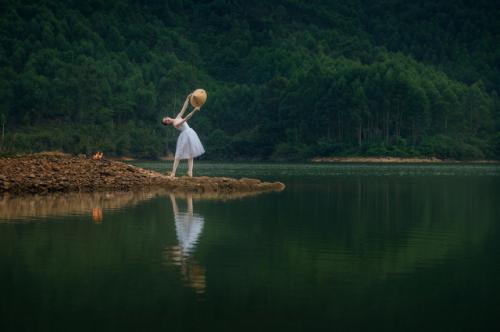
top-left (0, 0), bottom-right (499, 160)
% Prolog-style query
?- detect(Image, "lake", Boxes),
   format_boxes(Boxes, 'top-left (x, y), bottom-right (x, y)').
top-left (1, 162), bottom-right (500, 331)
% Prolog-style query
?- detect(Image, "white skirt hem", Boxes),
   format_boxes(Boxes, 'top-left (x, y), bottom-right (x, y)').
top-left (175, 128), bottom-right (205, 160)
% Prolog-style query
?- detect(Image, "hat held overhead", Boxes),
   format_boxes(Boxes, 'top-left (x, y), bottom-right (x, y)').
top-left (190, 89), bottom-right (207, 108)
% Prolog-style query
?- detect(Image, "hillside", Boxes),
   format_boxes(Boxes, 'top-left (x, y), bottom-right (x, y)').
top-left (0, 0), bottom-right (498, 160)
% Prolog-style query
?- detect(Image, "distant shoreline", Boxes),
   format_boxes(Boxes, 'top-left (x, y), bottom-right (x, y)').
top-left (311, 157), bottom-right (500, 164)
top-left (2, 152), bottom-right (499, 164)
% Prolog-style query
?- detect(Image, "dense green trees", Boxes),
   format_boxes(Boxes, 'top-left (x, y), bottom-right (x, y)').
top-left (0, 0), bottom-right (498, 159)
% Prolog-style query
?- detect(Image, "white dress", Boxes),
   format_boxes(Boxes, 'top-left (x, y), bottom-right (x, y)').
top-left (174, 212), bottom-right (205, 255)
top-left (175, 122), bottom-right (205, 160)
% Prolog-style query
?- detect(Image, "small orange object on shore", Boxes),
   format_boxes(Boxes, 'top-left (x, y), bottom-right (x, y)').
top-left (92, 152), bottom-right (103, 160)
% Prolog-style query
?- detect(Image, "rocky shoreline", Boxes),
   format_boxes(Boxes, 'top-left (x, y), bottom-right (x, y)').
top-left (0, 153), bottom-right (285, 195)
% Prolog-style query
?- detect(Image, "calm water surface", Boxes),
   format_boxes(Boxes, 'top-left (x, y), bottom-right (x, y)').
top-left (1, 163), bottom-right (500, 331)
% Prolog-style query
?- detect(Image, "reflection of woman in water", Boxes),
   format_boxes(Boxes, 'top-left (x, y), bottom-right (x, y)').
top-left (171, 193), bottom-right (204, 256)
top-left (164, 193), bottom-right (206, 294)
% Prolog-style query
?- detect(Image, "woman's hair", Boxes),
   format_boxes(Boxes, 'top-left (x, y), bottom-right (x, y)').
top-left (162, 117), bottom-right (173, 126)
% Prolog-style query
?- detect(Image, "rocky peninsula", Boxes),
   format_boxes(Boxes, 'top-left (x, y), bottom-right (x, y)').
top-left (0, 152), bottom-right (285, 195)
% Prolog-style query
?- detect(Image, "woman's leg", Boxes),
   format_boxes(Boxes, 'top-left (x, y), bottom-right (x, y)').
top-left (186, 193), bottom-right (193, 215)
top-left (187, 158), bottom-right (193, 177)
top-left (170, 158), bottom-right (180, 177)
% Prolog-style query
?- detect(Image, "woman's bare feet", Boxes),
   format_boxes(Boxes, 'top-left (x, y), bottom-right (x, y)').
top-left (187, 171), bottom-right (193, 177)
top-left (169, 172), bottom-right (176, 179)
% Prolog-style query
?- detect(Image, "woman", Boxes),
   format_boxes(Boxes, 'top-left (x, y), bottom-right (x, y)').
top-left (162, 93), bottom-right (205, 177)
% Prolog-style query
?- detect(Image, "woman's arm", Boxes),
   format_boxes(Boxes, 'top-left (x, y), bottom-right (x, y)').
top-left (176, 94), bottom-right (191, 118)
top-left (176, 107), bottom-right (200, 126)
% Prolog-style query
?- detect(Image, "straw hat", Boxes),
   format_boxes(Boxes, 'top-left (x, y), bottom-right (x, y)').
top-left (190, 89), bottom-right (207, 108)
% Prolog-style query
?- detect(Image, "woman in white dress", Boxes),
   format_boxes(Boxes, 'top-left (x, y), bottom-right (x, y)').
top-left (162, 93), bottom-right (205, 177)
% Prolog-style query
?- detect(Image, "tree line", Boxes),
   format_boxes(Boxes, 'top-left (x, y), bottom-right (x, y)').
top-left (0, 0), bottom-right (498, 159)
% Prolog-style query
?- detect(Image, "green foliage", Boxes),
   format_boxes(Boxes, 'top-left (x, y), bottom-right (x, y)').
top-left (420, 135), bottom-right (486, 160)
top-left (271, 142), bottom-right (308, 161)
top-left (0, 0), bottom-right (498, 160)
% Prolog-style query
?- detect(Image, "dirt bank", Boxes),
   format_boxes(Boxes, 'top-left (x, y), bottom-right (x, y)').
top-left (0, 152), bottom-right (285, 195)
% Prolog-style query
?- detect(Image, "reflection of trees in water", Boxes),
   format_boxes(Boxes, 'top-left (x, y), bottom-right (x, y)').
top-left (163, 193), bottom-right (206, 294)
top-left (278, 178), bottom-right (496, 281)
